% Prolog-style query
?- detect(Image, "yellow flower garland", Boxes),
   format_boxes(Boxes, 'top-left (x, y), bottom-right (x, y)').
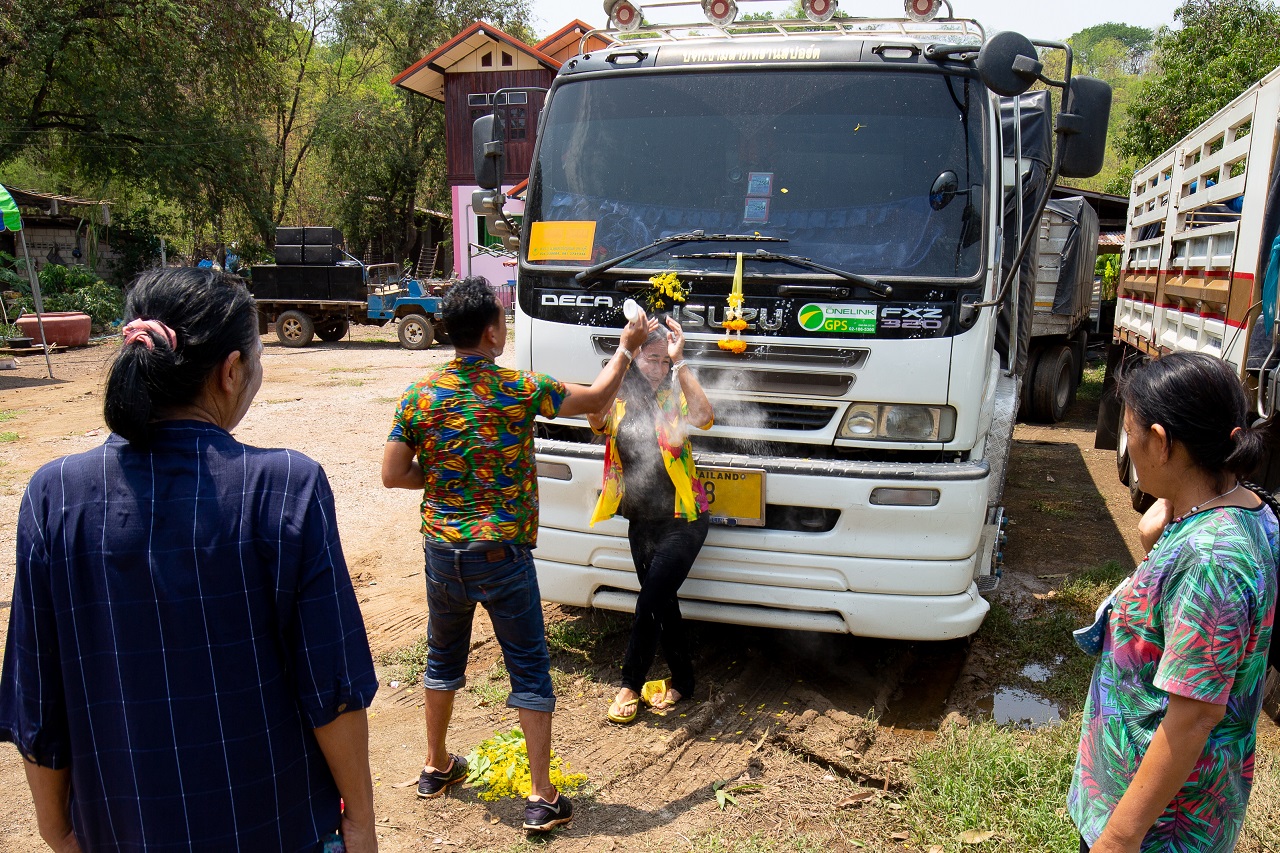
top-left (718, 252), bottom-right (747, 354)
top-left (644, 270), bottom-right (688, 314)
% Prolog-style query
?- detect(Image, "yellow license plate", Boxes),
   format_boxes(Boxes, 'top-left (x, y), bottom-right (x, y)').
top-left (696, 467), bottom-right (766, 527)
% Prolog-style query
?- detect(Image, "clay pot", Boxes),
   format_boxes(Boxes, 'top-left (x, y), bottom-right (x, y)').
top-left (16, 312), bottom-right (92, 347)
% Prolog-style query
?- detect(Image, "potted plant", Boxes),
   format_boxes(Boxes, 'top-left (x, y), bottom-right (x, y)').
top-left (1, 319), bottom-right (31, 348)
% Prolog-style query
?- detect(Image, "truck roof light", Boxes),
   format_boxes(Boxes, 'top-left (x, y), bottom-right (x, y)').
top-left (802, 0), bottom-right (837, 23)
top-left (905, 0), bottom-right (941, 22)
top-left (702, 0), bottom-right (739, 28)
top-left (604, 0), bottom-right (642, 32)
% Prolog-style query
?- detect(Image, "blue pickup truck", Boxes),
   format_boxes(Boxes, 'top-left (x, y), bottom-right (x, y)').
top-left (250, 261), bottom-right (447, 350)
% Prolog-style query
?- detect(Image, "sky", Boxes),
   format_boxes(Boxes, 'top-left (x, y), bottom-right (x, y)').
top-left (527, 0), bottom-right (1184, 42)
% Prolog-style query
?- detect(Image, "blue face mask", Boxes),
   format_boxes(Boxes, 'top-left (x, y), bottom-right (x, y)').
top-left (1072, 577), bottom-right (1132, 656)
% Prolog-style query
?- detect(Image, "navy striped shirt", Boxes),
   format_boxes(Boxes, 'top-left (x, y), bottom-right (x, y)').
top-left (0, 421), bottom-right (378, 851)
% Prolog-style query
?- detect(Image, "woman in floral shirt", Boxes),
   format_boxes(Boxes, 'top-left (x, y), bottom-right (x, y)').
top-left (1069, 352), bottom-right (1280, 852)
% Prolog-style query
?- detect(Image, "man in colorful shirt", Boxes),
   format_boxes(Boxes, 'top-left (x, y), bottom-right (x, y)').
top-left (382, 277), bottom-right (652, 832)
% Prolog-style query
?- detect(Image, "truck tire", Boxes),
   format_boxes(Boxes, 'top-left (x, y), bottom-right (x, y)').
top-left (277, 310), bottom-right (315, 348)
top-left (1029, 344), bottom-right (1075, 423)
top-left (397, 314), bottom-right (434, 350)
top-left (316, 319), bottom-right (349, 342)
top-left (1019, 345), bottom-right (1043, 420)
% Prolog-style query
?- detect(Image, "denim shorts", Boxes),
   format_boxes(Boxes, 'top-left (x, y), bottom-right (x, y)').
top-left (422, 542), bottom-right (555, 712)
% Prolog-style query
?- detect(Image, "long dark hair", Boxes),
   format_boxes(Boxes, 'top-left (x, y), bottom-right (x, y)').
top-left (104, 268), bottom-right (258, 444)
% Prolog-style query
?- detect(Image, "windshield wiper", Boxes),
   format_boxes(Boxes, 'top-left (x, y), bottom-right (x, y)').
top-left (672, 249), bottom-right (893, 298)
top-left (575, 231), bottom-right (787, 286)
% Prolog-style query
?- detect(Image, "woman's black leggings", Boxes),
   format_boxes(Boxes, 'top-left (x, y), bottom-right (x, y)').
top-left (620, 513), bottom-right (710, 698)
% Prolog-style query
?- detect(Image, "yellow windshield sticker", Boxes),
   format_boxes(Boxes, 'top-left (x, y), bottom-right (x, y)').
top-left (528, 221), bottom-right (597, 261)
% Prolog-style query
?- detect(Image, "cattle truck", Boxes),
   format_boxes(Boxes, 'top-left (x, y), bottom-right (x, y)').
top-left (474, 1), bottom-right (1111, 639)
top-left (1096, 64), bottom-right (1280, 508)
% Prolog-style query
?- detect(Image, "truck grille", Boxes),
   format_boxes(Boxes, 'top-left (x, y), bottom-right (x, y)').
top-left (713, 401), bottom-right (836, 431)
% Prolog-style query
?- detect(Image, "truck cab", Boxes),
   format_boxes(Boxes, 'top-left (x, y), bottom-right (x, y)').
top-left (476, 3), bottom-right (1110, 639)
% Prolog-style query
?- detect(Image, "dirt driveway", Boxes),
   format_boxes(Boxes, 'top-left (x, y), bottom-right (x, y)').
top-left (0, 332), bottom-right (1182, 851)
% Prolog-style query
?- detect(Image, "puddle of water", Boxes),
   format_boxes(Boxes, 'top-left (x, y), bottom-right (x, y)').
top-left (988, 687), bottom-right (1061, 727)
top-left (1020, 663), bottom-right (1051, 683)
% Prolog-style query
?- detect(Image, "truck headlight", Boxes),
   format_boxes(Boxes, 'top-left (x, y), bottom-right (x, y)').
top-left (838, 403), bottom-right (956, 442)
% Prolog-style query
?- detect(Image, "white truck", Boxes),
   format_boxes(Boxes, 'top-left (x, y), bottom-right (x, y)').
top-left (1096, 64), bottom-right (1280, 507)
top-left (475, 1), bottom-right (1111, 639)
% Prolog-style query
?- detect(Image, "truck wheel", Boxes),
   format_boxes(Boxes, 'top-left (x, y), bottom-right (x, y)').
top-left (277, 310), bottom-right (315, 348)
top-left (397, 314), bottom-right (434, 350)
top-left (1019, 345), bottom-right (1043, 421)
top-left (1029, 344), bottom-right (1075, 423)
top-left (316, 320), bottom-right (349, 342)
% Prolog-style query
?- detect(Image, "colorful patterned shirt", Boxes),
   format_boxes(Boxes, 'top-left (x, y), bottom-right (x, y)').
top-left (1068, 505), bottom-right (1278, 851)
top-left (388, 356), bottom-right (566, 545)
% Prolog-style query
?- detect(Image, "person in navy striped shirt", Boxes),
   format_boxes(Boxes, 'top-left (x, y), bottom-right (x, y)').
top-left (0, 268), bottom-right (380, 852)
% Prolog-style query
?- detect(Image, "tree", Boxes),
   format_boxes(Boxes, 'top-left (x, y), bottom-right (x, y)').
top-left (1069, 23), bottom-right (1153, 75)
top-left (1118, 0), bottom-right (1280, 163)
top-left (320, 0), bottom-right (534, 265)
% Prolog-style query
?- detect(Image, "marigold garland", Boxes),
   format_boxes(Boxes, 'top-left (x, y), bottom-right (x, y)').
top-left (718, 252), bottom-right (748, 354)
top-left (644, 270), bottom-right (688, 313)
top-left (464, 728), bottom-right (587, 802)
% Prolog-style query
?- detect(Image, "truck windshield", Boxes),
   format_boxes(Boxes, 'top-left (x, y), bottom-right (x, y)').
top-left (527, 68), bottom-right (986, 280)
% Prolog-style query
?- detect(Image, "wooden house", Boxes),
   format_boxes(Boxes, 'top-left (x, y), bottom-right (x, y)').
top-left (393, 20), bottom-right (614, 284)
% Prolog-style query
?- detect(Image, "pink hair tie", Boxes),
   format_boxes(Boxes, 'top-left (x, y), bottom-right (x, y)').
top-left (122, 319), bottom-right (178, 351)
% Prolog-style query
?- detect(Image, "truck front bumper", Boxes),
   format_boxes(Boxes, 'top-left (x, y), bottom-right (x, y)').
top-left (532, 439), bottom-right (995, 640)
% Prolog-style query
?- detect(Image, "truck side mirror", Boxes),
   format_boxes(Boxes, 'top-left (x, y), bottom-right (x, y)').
top-left (977, 31), bottom-right (1041, 97)
top-left (1056, 76), bottom-right (1113, 179)
top-left (473, 114), bottom-right (504, 189)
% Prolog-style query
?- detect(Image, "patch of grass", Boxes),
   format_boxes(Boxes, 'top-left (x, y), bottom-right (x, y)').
top-left (326, 367), bottom-right (369, 373)
top-left (0, 431), bottom-right (19, 443)
top-left (546, 621), bottom-right (595, 656)
top-left (0, 410), bottom-right (17, 422)
top-left (1076, 361), bottom-right (1106, 403)
top-left (1242, 737), bottom-right (1280, 848)
top-left (549, 666), bottom-right (592, 694)
top-left (1056, 560), bottom-right (1129, 617)
top-left (906, 715), bottom-right (1081, 852)
top-left (378, 634), bottom-right (429, 686)
top-left (690, 830), bottom-right (827, 852)
top-left (471, 660), bottom-right (510, 707)
top-left (1032, 499), bottom-right (1075, 518)
top-left (977, 603), bottom-right (1093, 707)
top-left (977, 561), bottom-right (1129, 707)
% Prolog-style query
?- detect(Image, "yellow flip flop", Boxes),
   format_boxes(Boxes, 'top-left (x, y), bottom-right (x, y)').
top-left (607, 695), bottom-right (639, 725)
top-left (641, 678), bottom-right (675, 713)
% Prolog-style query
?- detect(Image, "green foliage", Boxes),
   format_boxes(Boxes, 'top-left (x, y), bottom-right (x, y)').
top-left (1095, 254), bottom-right (1119, 301)
top-left (1118, 0), bottom-right (1280, 164)
top-left (4, 263), bottom-right (123, 331)
top-left (906, 716), bottom-right (1083, 852)
top-left (712, 778), bottom-right (763, 810)
top-left (107, 210), bottom-right (170, 285)
top-left (378, 634), bottom-right (430, 686)
top-left (1070, 23), bottom-right (1154, 75)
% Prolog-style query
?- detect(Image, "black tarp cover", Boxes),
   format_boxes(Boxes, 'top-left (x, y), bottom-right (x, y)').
top-left (997, 90), bottom-right (1053, 373)
top-left (1043, 196), bottom-right (1099, 316)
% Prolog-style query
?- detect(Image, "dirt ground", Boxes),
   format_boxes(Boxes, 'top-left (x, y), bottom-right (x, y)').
top-left (0, 330), bottom-right (1222, 851)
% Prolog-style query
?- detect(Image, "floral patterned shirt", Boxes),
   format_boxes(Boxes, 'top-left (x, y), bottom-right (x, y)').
top-left (389, 356), bottom-right (566, 545)
top-left (1068, 505), bottom-right (1278, 851)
